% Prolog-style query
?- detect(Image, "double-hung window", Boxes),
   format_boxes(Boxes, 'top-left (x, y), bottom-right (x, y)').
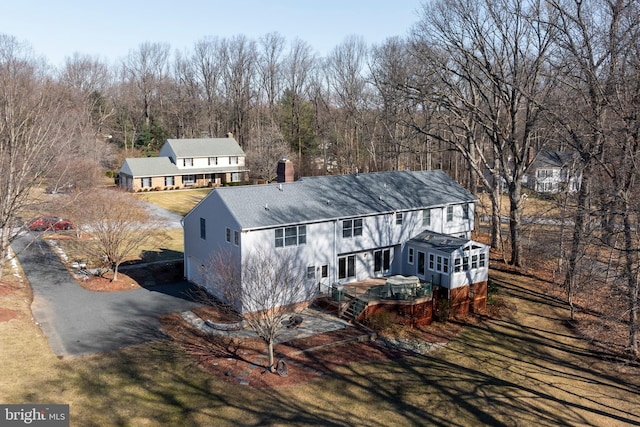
top-left (446, 206), bottom-right (453, 222)
top-left (183, 158), bottom-right (193, 167)
top-left (275, 225), bottom-right (306, 248)
top-left (422, 209), bottom-right (431, 227)
top-left (396, 212), bottom-right (403, 225)
top-left (342, 219), bottom-right (362, 238)
top-left (200, 218), bottom-right (206, 240)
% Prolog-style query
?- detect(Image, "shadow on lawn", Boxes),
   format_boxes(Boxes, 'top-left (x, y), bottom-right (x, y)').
top-left (17, 274), bottom-right (640, 426)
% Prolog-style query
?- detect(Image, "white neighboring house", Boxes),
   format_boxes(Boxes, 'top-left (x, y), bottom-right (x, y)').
top-left (525, 150), bottom-right (581, 193)
top-left (119, 135), bottom-right (249, 191)
top-left (182, 170), bottom-right (488, 307)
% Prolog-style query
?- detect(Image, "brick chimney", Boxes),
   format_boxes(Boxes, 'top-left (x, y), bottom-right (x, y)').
top-left (277, 158), bottom-right (294, 183)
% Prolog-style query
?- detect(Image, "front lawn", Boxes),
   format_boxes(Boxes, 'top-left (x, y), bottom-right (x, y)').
top-left (134, 188), bottom-right (212, 216)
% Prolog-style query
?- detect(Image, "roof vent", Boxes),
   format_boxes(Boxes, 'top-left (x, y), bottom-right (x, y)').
top-left (264, 203), bottom-right (269, 211)
top-left (278, 183), bottom-right (283, 191)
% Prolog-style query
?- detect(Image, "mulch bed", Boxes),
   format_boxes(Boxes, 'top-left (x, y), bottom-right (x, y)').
top-left (159, 309), bottom-right (467, 388)
top-left (0, 308), bottom-right (18, 322)
top-left (76, 272), bottom-right (142, 292)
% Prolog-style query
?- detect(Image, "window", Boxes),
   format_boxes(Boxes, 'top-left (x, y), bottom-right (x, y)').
top-left (374, 249), bottom-right (391, 273)
top-left (208, 157), bottom-right (218, 166)
top-left (141, 177), bottom-right (151, 188)
top-left (472, 254), bottom-right (478, 269)
top-left (342, 220), bottom-right (352, 238)
top-left (307, 266), bottom-right (315, 279)
top-left (454, 258), bottom-right (462, 272)
top-left (429, 253), bottom-right (435, 270)
top-left (396, 212), bottom-right (403, 225)
top-left (200, 218), bottom-right (206, 240)
top-left (230, 172), bottom-right (242, 182)
top-left (164, 176), bottom-right (174, 186)
top-left (408, 248), bottom-right (414, 265)
top-left (321, 265), bottom-right (328, 278)
top-left (225, 228), bottom-right (231, 243)
top-left (436, 255), bottom-right (443, 272)
top-left (353, 219), bottom-right (362, 236)
top-left (479, 253), bottom-right (486, 268)
top-left (418, 252), bottom-right (425, 275)
top-left (275, 225), bottom-right (306, 247)
top-left (182, 175), bottom-right (195, 185)
top-left (446, 206), bottom-right (453, 222)
top-left (443, 258), bottom-right (449, 274)
top-left (463, 256), bottom-right (469, 271)
top-left (422, 209), bottom-right (431, 227)
top-left (342, 219), bottom-right (363, 238)
top-left (234, 230), bottom-right (239, 246)
top-left (183, 158), bottom-right (193, 167)
top-left (537, 169), bottom-right (553, 178)
top-left (463, 204), bottom-right (469, 220)
top-left (338, 255), bottom-right (355, 279)
top-left (230, 156), bottom-right (238, 165)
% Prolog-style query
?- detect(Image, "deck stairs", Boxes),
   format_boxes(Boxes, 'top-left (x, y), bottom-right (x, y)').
top-left (339, 295), bottom-right (368, 322)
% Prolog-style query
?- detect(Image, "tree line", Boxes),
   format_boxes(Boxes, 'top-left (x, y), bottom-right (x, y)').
top-left (1, 0), bottom-right (639, 357)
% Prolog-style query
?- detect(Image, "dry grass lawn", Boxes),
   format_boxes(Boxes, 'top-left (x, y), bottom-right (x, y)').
top-left (1, 251), bottom-right (640, 425)
top-left (134, 188), bottom-right (212, 216)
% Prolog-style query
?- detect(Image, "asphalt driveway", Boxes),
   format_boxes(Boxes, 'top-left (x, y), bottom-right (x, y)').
top-left (12, 233), bottom-right (201, 357)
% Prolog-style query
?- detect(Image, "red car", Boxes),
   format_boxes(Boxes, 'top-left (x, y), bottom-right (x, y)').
top-left (28, 216), bottom-right (73, 231)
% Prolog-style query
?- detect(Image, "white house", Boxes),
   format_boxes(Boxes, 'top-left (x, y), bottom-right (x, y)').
top-left (183, 170), bottom-right (489, 311)
top-left (525, 150), bottom-right (581, 193)
top-left (119, 135), bottom-right (249, 191)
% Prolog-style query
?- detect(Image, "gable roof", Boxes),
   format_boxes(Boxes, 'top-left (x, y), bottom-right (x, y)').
top-left (199, 170), bottom-right (476, 230)
top-left (163, 138), bottom-right (245, 158)
top-left (119, 157), bottom-right (179, 177)
top-left (532, 150), bottom-right (578, 169)
top-left (408, 230), bottom-right (486, 254)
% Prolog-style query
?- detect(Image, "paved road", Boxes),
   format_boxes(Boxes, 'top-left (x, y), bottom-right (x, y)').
top-left (12, 233), bottom-right (201, 357)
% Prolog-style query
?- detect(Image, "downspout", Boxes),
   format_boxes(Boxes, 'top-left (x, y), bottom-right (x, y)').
top-left (333, 219), bottom-right (337, 286)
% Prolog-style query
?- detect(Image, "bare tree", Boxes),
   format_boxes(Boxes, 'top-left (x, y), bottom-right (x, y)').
top-left (413, 0), bottom-right (556, 266)
top-left (245, 124), bottom-right (291, 182)
top-left (0, 34), bottom-right (75, 279)
top-left (76, 190), bottom-right (164, 281)
top-left (122, 41), bottom-right (171, 148)
top-left (203, 247), bottom-right (316, 373)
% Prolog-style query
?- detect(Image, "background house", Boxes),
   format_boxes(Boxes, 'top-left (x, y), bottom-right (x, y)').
top-left (118, 134), bottom-right (249, 191)
top-left (525, 150), bottom-right (581, 193)
top-left (182, 169), bottom-right (488, 314)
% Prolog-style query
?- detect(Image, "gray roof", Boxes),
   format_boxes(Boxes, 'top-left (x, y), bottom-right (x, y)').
top-left (119, 157), bottom-right (179, 177)
top-left (532, 150), bottom-right (578, 169)
top-left (164, 138), bottom-right (245, 158)
top-left (408, 230), bottom-right (483, 254)
top-left (205, 170), bottom-right (477, 229)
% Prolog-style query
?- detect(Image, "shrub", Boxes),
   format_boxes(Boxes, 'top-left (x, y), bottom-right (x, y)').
top-left (365, 311), bottom-right (395, 332)
top-left (154, 187), bottom-right (162, 191)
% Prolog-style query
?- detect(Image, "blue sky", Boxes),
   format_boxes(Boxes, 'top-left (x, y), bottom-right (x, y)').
top-left (1, 0), bottom-right (423, 67)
